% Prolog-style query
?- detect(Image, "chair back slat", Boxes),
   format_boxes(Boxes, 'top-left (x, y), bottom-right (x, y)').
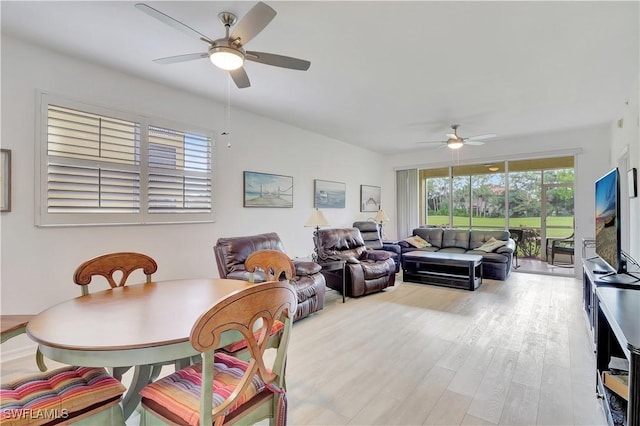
top-left (73, 252), bottom-right (157, 293)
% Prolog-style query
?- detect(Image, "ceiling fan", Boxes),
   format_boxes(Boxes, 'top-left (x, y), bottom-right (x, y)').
top-left (417, 124), bottom-right (497, 149)
top-left (135, 2), bottom-right (311, 89)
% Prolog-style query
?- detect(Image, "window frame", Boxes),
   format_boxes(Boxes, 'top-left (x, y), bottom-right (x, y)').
top-left (36, 91), bottom-right (215, 227)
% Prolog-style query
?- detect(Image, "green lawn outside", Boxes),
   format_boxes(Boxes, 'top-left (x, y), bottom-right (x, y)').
top-left (426, 216), bottom-right (574, 238)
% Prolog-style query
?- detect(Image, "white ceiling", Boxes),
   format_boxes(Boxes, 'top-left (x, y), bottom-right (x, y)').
top-left (2, 1), bottom-right (638, 154)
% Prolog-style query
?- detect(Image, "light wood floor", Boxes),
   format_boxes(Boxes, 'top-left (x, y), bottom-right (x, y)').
top-left (286, 273), bottom-right (605, 425)
top-left (515, 257), bottom-right (575, 277)
top-left (1, 273), bottom-right (606, 425)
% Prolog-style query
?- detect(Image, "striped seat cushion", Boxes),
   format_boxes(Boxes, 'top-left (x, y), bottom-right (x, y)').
top-left (221, 320), bottom-right (284, 353)
top-left (0, 366), bottom-right (125, 426)
top-left (140, 352), bottom-right (265, 426)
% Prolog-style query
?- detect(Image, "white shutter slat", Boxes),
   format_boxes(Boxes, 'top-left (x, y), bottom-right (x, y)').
top-left (147, 125), bottom-right (212, 214)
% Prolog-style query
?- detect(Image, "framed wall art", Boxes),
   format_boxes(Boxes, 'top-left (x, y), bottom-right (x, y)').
top-left (243, 171), bottom-right (293, 208)
top-left (360, 184), bottom-right (380, 212)
top-left (1, 149), bottom-right (11, 212)
top-left (314, 179), bottom-right (346, 208)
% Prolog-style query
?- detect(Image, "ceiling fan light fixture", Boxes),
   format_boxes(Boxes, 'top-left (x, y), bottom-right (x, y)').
top-left (209, 46), bottom-right (244, 70)
top-left (447, 139), bottom-right (464, 149)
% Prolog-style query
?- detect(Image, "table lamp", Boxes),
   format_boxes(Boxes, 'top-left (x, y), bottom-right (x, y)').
top-left (304, 208), bottom-right (329, 261)
top-left (373, 208), bottom-right (390, 238)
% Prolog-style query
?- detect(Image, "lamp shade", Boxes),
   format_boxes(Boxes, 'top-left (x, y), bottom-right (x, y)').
top-left (373, 209), bottom-right (390, 223)
top-left (304, 209), bottom-right (329, 228)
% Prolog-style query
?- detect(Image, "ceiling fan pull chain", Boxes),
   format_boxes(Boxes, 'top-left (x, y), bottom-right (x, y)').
top-left (224, 74), bottom-right (232, 148)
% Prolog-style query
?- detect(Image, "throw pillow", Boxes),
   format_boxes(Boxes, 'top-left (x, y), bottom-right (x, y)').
top-left (476, 237), bottom-right (507, 252)
top-left (404, 235), bottom-right (431, 248)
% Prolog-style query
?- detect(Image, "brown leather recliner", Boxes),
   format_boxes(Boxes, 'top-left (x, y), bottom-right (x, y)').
top-left (214, 232), bottom-right (325, 321)
top-left (352, 221), bottom-right (402, 273)
top-left (315, 228), bottom-right (395, 297)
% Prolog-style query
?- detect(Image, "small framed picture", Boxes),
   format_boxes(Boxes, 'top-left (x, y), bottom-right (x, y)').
top-left (360, 185), bottom-right (381, 212)
top-left (1, 149), bottom-right (11, 212)
top-left (314, 179), bottom-right (346, 208)
top-left (629, 168), bottom-right (637, 198)
top-left (243, 171), bottom-right (293, 208)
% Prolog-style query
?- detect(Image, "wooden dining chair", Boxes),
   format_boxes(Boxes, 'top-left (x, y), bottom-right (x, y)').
top-left (218, 250), bottom-right (295, 361)
top-left (73, 252), bottom-right (162, 382)
top-left (139, 280), bottom-right (297, 426)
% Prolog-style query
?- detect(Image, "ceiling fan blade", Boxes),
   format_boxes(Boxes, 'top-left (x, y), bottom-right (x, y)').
top-left (230, 67), bottom-right (251, 89)
top-left (230, 2), bottom-right (277, 46)
top-left (135, 3), bottom-right (213, 44)
top-left (153, 53), bottom-right (209, 64)
top-left (468, 133), bottom-right (497, 141)
top-left (245, 51), bottom-right (311, 71)
top-left (465, 140), bottom-right (485, 146)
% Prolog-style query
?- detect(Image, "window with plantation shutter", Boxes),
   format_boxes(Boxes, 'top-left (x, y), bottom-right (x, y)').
top-left (37, 92), bottom-right (215, 226)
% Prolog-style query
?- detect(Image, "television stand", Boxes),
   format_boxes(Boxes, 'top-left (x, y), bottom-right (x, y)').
top-left (595, 287), bottom-right (640, 426)
top-left (583, 258), bottom-right (640, 340)
top-left (583, 258), bottom-right (640, 426)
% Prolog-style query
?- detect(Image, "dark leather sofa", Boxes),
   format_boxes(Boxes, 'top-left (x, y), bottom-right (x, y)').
top-left (214, 232), bottom-right (325, 321)
top-left (315, 227), bottom-right (396, 297)
top-left (398, 228), bottom-right (515, 280)
top-left (352, 221), bottom-right (402, 273)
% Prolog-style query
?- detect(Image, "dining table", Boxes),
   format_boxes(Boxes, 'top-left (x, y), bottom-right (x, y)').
top-left (26, 278), bottom-right (255, 420)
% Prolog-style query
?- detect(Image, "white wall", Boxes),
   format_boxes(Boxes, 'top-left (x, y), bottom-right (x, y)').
top-left (611, 74), bottom-right (640, 261)
top-left (0, 37), bottom-right (386, 329)
top-left (386, 124), bottom-right (614, 278)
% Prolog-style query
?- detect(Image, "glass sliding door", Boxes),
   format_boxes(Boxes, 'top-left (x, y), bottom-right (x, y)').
top-left (452, 172), bottom-right (471, 229)
top-left (507, 157), bottom-right (574, 271)
top-left (542, 168), bottom-right (575, 261)
top-left (452, 163), bottom-right (506, 230)
top-left (420, 168), bottom-right (450, 227)
top-left (508, 167), bottom-right (542, 260)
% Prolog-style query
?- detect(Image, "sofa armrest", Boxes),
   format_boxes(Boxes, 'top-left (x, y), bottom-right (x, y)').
top-left (397, 240), bottom-right (412, 249)
top-left (382, 243), bottom-right (402, 256)
top-left (496, 238), bottom-right (516, 254)
top-left (362, 250), bottom-right (391, 262)
top-left (293, 260), bottom-right (322, 275)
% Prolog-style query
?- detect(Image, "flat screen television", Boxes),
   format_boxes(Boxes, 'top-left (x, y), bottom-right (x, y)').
top-left (595, 168), bottom-right (623, 273)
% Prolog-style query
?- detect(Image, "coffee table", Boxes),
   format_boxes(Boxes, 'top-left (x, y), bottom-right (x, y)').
top-left (403, 251), bottom-right (483, 291)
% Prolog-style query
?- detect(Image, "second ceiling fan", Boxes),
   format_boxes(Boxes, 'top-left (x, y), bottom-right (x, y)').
top-left (135, 2), bottom-right (311, 89)
top-left (417, 124), bottom-right (496, 149)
